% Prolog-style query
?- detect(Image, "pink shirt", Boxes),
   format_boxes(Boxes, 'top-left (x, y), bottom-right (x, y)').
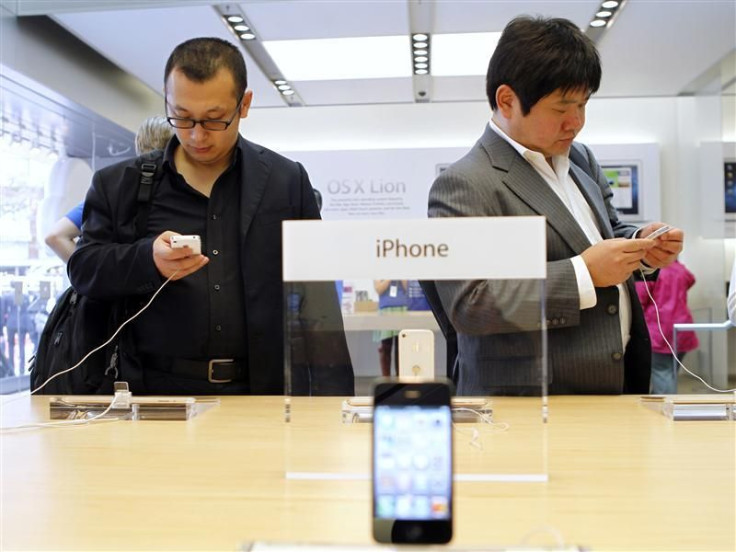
top-left (635, 261), bottom-right (699, 354)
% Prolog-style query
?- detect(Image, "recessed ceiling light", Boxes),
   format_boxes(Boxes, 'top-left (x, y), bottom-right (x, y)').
top-left (432, 32), bottom-right (502, 77)
top-left (227, 15), bottom-right (243, 23)
top-left (263, 35), bottom-right (411, 80)
top-left (596, 10), bottom-right (612, 17)
top-left (240, 33), bottom-right (256, 40)
top-left (415, 69), bottom-right (428, 75)
top-left (233, 24), bottom-right (250, 32)
top-left (277, 84), bottom-right (291, 91)
top-left (274, 80), bottom-right (287, 85)
top-left (415, 56), bottom-right (428, 63)
top-left (282, 89), bottom-right (295, 96)
top-left (414, 49), bottom-right (428, 56)
top-left (601, 0), bottom-right (619, 8)
top-left (413, 42), bottom-right (428, 49)
top-left (415, 62), bottom-right (428, 69)
top-left (590, 19), bottom-right (606, 27)
top-left (412, 33), bottom-right (428, 41)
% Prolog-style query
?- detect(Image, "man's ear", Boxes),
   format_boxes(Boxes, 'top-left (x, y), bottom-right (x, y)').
top-left (495, 84), bottom-right (518, 118)
top-left (240, 90), bottom-right (254, 119)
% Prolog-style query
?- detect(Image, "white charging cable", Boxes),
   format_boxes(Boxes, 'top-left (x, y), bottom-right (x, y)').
top-left (639, 268), bottom-right (736, 394)
top-left (0, 271), bottom-right (179, 429)
top-left (452, 407), bottom-right (510, 450)
top-left (30, 270), bottom-right (179, 396)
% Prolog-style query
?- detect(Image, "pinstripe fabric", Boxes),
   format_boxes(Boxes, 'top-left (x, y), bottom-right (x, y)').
top-left (428, 125), bottom-right (651, 395)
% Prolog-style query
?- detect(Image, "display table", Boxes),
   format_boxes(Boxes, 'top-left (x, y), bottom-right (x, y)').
top-left (1, 395), bottom-right (733, 550)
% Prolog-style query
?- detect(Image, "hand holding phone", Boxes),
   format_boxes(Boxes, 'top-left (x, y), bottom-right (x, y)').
top-left (645, 225), bottom-right (672, 240)
top-left (372, 380), bottom-right (453, 544)
top-left (170, 234), bottom-right (201, 255)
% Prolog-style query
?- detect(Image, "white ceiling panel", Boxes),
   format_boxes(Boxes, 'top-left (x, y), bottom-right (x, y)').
top-left (295, 78), bottom-right (414, 106)
top-left (53, 5), bottom-right (286, 107)
top-left (242, 0), bottom-right (409, 40)
top-left (432, 0), bottom-right (597, 34)
top-left (596, 1), bottom-right (736, 97)
top-left (36, 0), bottom-right (735, 109)
top-left (432, 76), bottom-right (488, 103)
top-left (264, 35), bottom-right (412, 81)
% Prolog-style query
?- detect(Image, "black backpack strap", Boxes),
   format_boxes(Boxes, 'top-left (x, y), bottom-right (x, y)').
top-left (134, 150), bottom-right (165, 239)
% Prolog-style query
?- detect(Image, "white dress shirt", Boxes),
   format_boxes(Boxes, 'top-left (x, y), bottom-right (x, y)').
top-left (489, 119), bottom-right (632, 349)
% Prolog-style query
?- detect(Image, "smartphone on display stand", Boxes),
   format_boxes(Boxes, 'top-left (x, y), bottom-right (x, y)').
top-left (372, 380), bottom-right (453, 545)
top-left (398, 329), bottom-right (435, 380)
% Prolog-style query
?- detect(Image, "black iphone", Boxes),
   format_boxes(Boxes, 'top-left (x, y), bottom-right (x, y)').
top-left (372, 380), bottom-right (453, 544)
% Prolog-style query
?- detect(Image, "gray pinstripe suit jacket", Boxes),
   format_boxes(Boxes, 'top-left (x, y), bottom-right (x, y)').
top-left (428, 124), bottom-right (651, 395)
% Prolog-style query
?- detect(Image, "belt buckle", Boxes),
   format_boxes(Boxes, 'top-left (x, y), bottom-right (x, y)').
top-left (208, 358), bottom-right (235, 384)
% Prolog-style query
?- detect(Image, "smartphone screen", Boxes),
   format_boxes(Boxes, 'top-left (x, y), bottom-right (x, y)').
top-left (372, 382), bottom-right (453, 544)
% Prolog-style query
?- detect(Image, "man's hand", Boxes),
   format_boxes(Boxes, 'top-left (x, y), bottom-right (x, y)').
top-left (639, 222), bottom-right (684, 269)
top-left (153, 231), bottom-right (209, 280)
top-left (581, 238), bottom-right (654, 287)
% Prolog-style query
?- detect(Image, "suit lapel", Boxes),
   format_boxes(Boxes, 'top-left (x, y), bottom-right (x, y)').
top-left (238, 137), bottom-right (271, 241)
top-left (568, 161), bottom-right (614, 239)
top-left (479, 127), bottom-right (592, 254)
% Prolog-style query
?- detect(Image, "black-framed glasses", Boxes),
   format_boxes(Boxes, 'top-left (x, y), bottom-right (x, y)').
top-left (166, 93), bottom-right (244, 131)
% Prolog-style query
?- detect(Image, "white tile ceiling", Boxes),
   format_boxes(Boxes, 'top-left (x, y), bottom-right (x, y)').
top-left (38, 0), bottom-right (736, 108)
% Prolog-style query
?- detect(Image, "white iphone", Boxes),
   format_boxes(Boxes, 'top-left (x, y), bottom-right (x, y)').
top-left (646, 225), bottom-right (672, 240)
top-left (170, 234), bottom-right (201, 255)
top-left (398, 329), bottom-right (435, 380)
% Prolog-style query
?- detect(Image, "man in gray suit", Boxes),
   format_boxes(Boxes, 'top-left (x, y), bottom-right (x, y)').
top-left (428, 16), bottom-right (683, 395)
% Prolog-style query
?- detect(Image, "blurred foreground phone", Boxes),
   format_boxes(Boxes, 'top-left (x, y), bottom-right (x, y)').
top-left (372, 380), bottom-right (453, 544)
top-left (398, 329), bottom-right (435, 379)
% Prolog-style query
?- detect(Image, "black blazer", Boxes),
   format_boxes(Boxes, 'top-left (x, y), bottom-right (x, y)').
top-left (68, 136), bottom-right (353, 395)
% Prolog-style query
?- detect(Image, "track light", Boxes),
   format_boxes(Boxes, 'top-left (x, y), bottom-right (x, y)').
top-left (586, 0), bottom-right (627, 41)
top-left (411, 33), bottom-right (431, 75)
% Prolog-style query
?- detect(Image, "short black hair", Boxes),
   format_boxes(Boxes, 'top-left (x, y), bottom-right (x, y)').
top-left (486, 16), bottom-right (601, 114)
top-left (164, 37), bottom-right (248, 99)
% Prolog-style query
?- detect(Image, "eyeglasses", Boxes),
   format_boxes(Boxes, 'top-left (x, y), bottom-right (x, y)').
top-left (166, 93), bottom-right (244, 131)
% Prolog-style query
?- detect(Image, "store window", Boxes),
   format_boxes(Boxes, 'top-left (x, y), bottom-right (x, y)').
top-left (0, 78), bottom-right (134, 394)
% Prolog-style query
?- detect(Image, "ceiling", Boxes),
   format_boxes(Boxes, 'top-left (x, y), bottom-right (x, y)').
top-left (5, 0), bottom-right (735, 110)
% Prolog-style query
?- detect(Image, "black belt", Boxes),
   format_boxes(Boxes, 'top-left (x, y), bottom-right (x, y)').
top-left (169, 358), bottom-right (248, 384)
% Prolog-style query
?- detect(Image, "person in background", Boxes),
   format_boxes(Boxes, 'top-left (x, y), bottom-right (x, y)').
top-left (428, 16), bottom-right (684, 395)
top-left (636, 259), bottom-right (699, 394)
top-left (3, 286), bottom-right (37, 376)
top-left (406, 280), bottom-right (430, 312)
top-left (44, 116), bottom-right (174, 263)
top-left (373, 279), bottom-right (408, 376)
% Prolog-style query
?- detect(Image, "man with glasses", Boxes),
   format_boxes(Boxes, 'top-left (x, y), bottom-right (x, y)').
top-left (68, 37), bottom-right (353, 396)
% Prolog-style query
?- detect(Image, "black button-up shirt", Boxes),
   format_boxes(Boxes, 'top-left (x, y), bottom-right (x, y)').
top-left (132, 137), bottom-right (248, 360)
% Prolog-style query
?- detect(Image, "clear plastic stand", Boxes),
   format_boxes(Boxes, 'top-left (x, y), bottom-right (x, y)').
top-left (282, 218), bottom-right (548, 484)
top-left (48, 381), bottom-right (219, 421)
top-left (641, 394), bottom-right (736, 421)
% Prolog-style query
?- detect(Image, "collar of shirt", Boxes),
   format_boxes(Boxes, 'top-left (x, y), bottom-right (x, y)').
top-left (488, 117), bottom-right (571, 187)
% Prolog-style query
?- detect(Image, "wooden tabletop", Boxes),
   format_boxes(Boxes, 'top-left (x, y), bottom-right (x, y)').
top-left (1, 395), bottom-right (733, 550)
